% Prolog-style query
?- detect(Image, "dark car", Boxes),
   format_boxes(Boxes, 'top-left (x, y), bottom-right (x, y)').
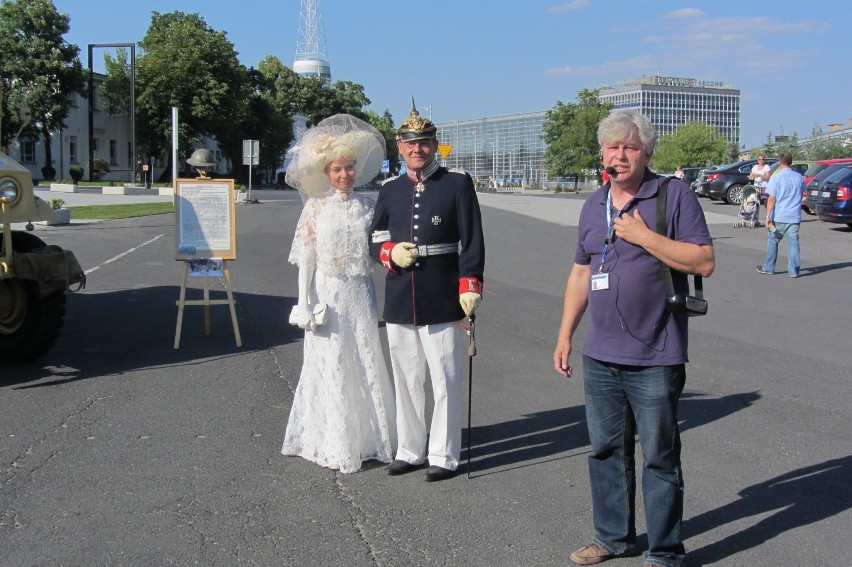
top-left (816, 167), bottom-right (852, 228)
top-left (681, 167), bottom-right (702, 186)
top-left (694, 158), bottom-right (778, 205)
top-left (803, 163), bottom-right (852, 215)
top-left (800, 158), bottom-right (852, 213)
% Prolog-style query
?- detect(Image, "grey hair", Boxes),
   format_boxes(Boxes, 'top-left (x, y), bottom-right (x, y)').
top-left (598, 109), bottom-right (657, 156)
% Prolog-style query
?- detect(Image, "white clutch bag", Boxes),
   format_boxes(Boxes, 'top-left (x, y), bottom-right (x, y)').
top-left (311, 303), bottom-right (329, 326)
top-left (289, 303), bottom-right (330, 329)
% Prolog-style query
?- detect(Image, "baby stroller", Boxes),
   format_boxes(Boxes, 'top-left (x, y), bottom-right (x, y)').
top-left (733, 185), bottom-right (760, 228)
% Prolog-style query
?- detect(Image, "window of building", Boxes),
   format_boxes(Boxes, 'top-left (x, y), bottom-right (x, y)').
top-left (110, 139), bottom-right (118, 165)
top-left (69, 136), bottom-right (78, 163)
top-left (21, 140), bottom-right (36, 163)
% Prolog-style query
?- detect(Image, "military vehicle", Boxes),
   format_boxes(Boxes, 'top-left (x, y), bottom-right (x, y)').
top-left (0, 151), bottom-right (85, 361)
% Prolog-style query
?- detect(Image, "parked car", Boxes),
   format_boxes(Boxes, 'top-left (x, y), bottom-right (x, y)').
top-left (816, 167), bottom-right (852, 228)
top-left (691, 167), bottom-right (713, 193)
top-left (694, 158), bottom-right (778, 204)
top-left (681, 167), bottom-right (702, 186)
top-left (802, 158), bottom-right (852, 186)
top-left (802, 163), bottom-right (852, 215)
top-left (762, 160), bottom-right (815, 203)
top-left (800, 158), bottom-right (852, 213)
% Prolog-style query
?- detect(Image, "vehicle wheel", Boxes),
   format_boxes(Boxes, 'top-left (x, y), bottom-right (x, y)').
top-left (0, 232), bottom-right (67, 361)
top-left (725, 184), bottom-right (745, 205)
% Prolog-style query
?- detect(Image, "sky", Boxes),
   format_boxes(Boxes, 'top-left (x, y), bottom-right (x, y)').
top-left (51, 0), bottom-right (851, 150)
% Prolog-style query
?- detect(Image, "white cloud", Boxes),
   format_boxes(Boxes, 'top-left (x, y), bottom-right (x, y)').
top-left (544, 55), bottom-right (657, 78)
top-left (547, 0), bottom-right (591, 14)
top-left (665, 8), bottom-right (704, 19)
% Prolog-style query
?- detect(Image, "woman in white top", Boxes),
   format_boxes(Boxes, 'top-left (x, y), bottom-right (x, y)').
top-left (282, 114), bottom-right (395, 473)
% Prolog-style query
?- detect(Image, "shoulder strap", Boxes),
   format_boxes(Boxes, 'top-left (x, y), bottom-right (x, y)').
top-left (655, 177), bottom-right (704, 299)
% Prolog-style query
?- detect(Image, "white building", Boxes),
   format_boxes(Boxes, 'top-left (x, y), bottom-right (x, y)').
top-left (5, 73), bottom-right (232, 183)
top-left (598, 75), bottom-right (741, 147)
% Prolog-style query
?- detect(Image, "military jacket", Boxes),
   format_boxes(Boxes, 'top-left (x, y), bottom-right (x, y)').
top-left (369, 167), bottom-right (485, 325)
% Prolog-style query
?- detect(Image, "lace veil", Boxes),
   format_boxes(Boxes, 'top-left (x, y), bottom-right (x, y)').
top-left (285, 114), bottom-right (386, 201)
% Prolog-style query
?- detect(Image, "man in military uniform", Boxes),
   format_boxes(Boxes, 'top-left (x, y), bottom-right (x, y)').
top-left (370, 101), bottom-right (485, 482)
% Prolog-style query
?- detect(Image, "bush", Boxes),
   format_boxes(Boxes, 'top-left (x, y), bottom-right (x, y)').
top-left (554, 184), bottom-right (563, 193)
top-left (49, 198), bottom-right (66, 210)
top-left (69, 165), bottom-right (84, 183)
top-left (87, 158), bottom-right (110, 181)
top-left (41, 165), bottom-right (56, 180)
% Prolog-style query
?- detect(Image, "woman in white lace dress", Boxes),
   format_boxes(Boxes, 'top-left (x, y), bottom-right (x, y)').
top-left (281, 114), bottom-right (395, 473)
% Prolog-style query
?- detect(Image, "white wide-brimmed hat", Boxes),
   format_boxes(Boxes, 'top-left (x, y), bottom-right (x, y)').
top-left (285, 114), bottom-right (386, 200)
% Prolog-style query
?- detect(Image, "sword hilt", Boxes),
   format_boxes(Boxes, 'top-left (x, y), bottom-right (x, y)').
top-left (467, 313), bottom-right (476, 356)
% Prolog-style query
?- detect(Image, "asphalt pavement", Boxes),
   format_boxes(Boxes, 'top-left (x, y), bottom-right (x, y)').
top-left (2, 188), bottom-right (850, 566)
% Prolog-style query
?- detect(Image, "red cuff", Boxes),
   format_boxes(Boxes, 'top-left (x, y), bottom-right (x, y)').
top-left (379, 242), bottom-right (398, 272)
top-left (459, 277), bottom-right (482, 295)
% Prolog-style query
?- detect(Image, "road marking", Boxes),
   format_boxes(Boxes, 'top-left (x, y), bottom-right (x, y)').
top-left (85, 234), bottom-right (165, 274)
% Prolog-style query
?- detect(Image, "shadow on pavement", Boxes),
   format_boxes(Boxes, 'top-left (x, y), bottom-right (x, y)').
top-left (685, 455), bottom-right (852, 565)
top-left (2, 285), bottom-right (301, 388)
top-left (464, 391), bottom-right (763, 476)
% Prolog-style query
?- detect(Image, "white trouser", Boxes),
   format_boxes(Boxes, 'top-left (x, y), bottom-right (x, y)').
top-left (386, 321), bottom-right (464, 470)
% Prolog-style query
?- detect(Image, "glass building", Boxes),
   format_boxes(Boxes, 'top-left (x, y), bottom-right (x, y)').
top-left (435, 76), bottom-right (740, 187)
top-left (435, 112), bottom-right (547, 187)
top-left (598, 76), bottom-right (741, 146)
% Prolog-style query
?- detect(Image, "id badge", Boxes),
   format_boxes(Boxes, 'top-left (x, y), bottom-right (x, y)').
top-left (591, 273), bottom-right (610, 291)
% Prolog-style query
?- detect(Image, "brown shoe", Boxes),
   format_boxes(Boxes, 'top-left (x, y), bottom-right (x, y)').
top-left (569, 543), bottom-right (638, 565)
top-left (569, 543), bottom-right (615, 565)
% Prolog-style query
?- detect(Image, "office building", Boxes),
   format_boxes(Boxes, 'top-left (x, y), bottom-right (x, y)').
top-left (598, 75), bottom-right (741, 146)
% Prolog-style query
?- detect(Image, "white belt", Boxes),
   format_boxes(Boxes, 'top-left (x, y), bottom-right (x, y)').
top-left (417, 243), bottom-right (458, 257)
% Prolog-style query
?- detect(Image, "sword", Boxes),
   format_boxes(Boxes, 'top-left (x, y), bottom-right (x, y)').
top-left (466, 312), bottom-right (476, 478)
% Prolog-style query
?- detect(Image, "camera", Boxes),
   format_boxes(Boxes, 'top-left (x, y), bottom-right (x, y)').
top-left (665, 294), bottom-right (708, 317)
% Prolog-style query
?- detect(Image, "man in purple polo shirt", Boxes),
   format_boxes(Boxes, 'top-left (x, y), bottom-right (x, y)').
top-left (553, 109), bottom-right (715, 567)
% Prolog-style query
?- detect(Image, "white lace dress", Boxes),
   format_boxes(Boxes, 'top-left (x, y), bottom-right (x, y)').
top-left (282, 191), bottom-right (396, 473)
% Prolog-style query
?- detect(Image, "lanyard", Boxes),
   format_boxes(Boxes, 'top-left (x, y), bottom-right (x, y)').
top-left (599, 190), bottom-right (619, 273)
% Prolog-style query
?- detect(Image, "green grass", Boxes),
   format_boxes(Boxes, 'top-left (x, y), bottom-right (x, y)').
top-left (67, 202), bottom-right (174, 220)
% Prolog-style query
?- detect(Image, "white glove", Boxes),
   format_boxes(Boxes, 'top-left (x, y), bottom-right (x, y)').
top-left (290, 265), bottom-right (316, 330)
top-left (289, 304), bottom-right (315, 330)
top-left (391, 242), bottom-right (419, 268)
top-left (459, 292), bottom-right (481, 316)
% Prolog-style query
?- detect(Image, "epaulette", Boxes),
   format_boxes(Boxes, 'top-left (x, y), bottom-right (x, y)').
top-left (448, 167), bottom-right (469, 177)
top-left (381, 175), bottom-right (400, 186)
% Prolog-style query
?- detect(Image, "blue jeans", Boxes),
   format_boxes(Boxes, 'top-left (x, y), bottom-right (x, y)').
top-left (582, 355), bottom-right (686, 567)
top-left (762, 222), bottom-right (800, 276)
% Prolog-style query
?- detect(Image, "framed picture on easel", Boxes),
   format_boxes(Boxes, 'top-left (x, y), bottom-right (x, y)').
top-left (174, 179), bottom-right (236, 260)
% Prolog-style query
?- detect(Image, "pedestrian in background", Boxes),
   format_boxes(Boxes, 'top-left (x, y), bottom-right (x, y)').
top-left (756, 151), bottom-right (805, 278)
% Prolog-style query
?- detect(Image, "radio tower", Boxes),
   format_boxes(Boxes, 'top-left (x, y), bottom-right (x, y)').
top-left (294, 0), bottom-right (331, 84)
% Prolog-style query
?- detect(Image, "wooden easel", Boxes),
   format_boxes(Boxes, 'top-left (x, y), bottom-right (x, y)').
top-left (174, 259), bottom-right (242, 349)
top-left (172, 178), bottom-right (241, 349)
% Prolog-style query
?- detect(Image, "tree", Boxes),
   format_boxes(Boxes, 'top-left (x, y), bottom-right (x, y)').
top-left (134, 11), bottom-right (250, 181)
top-left (652, 122), bottom-right (729, 172)
top-left (363, 108), bottom-right (398, 174)
top-left (543, 89), bottom-right (612, 188)
top-left (801, 124), bottom-right (848, 160)
top-left (100, 47), bottom-right (131, 116)
top-left (762, 129), bottom-right (801, 159)
top-left (0, 0), bottom-right (86, 177)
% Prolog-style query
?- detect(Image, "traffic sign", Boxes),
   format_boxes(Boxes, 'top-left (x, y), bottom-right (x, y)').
top-left (242, 139), bottom-right (259, 166)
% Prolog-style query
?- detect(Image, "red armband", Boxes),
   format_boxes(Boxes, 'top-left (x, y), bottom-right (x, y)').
top-left (459, 277), bottom-right (482, 295)
top-left (379, 242), bottom-right (398, 272)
